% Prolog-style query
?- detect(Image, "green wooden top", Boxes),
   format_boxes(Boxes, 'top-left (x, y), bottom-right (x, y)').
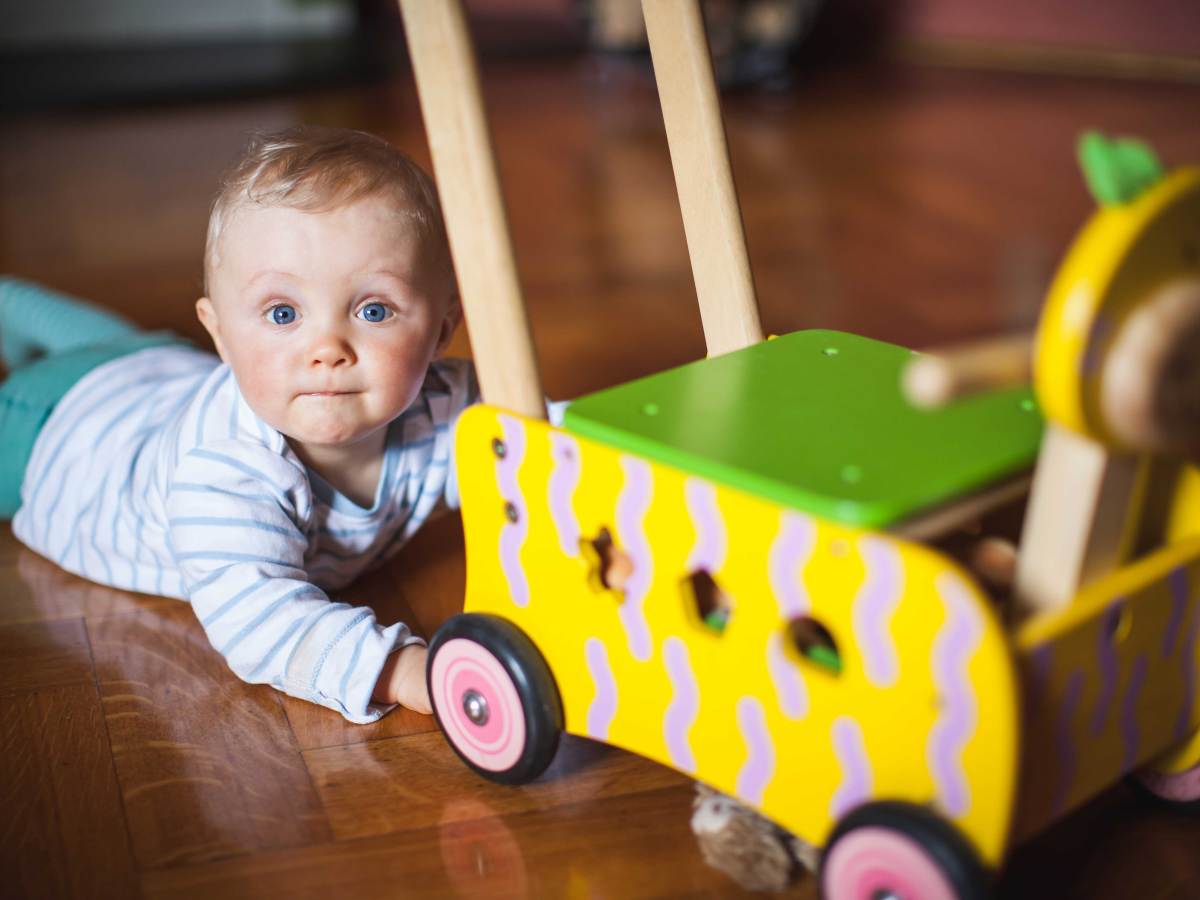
top-left (562, 330), bottom-right (1043, 529)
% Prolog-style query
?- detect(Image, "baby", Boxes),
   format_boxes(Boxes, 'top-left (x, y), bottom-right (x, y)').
top-left (0, 125), bottom-right (475, 722)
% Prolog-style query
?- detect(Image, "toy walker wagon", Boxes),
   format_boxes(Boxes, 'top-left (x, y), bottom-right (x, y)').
top-left (398, 2), bottom-right (1200, 897)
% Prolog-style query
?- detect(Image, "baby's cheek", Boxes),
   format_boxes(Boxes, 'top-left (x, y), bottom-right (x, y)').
top-left (235, 358), bottom-right (291, 424)
top-left (380, 345), bottom-right (431, 399)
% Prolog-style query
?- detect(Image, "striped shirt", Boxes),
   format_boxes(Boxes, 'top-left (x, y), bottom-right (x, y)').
top-left (13, 345), bottom-right (478, 723)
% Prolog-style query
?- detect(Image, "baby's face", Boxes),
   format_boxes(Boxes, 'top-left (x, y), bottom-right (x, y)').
top-left (198, 194), bottom-right (459, 453)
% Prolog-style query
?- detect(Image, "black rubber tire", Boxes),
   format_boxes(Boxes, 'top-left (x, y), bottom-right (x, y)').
top-left (427, 613), bottom-right (563, 785)
top-left (818, 801), bottom-right (993, 900)
top-left (1125, 770), bottom-right (1200, 813)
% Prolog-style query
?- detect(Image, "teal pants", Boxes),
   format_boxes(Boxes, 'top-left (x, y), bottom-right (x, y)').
top-left (0, 278), bottom-right (182, 518)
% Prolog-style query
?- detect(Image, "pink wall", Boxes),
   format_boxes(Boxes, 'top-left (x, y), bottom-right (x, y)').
top-left (895, 0), bottom-right (1200, 57)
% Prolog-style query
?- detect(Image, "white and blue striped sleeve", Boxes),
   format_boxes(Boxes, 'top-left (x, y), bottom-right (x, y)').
top-left (165, 441), bottom-right (421, 723)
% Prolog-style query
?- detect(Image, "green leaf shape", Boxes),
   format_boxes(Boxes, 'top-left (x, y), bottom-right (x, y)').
top-left (1079, 131), bottom-right (1164, 206)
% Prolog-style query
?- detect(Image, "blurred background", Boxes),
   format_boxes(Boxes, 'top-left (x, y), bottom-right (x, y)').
top-left (1, 0), bottom-right (1199, 397)
top-left (4, 0), bottom-right (1198, 109)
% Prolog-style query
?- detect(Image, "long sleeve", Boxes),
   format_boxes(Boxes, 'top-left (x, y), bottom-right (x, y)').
top-left (165, 441), bottom-right (421, 722)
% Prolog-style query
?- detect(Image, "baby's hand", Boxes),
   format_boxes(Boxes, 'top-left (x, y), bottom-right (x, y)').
top-left (373, 644), bottom-right (432, 714)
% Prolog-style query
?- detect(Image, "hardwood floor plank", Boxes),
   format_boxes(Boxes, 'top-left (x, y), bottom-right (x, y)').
top-left (87, 605), bottom-right (332, 868)
top-left (1, 525), bottom-right (177, 626)
top-left (278, 695), bottom-right (438, 753)
top-left (0, 684), bottom-right (139, 900)
top-left (1002, 786), bottom-right (1200, 898)
top-left (303, 731), bottom-right (689, 841)
top-left (0, 618), bottom-right (92, 695)
top-left (141, 784), bottom-right (784, 900)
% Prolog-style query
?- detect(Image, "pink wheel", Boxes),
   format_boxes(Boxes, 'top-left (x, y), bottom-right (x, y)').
top-left (1132, 761), bottom-right (1200, 809)
top-left (431, 638), bottom-right (527, 773)
top-left (819, 802), bottom-right (989, 900)
top-left (824, 827), bottom-right (958, 900)
top-left (428, 614), bottom-right (562, 784)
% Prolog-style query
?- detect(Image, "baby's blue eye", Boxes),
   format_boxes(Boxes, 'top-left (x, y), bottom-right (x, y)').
top-left (269, 305), bottom-right (296, 325)
top-left (358, 302), bottom-right (392, 323)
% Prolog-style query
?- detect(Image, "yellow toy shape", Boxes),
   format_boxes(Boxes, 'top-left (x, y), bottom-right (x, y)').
top-left (1034, 162), bottom-right (1200, 447)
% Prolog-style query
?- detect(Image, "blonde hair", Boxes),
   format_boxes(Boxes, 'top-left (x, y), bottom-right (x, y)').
top-left (204, 125), bottom-right (448, 294)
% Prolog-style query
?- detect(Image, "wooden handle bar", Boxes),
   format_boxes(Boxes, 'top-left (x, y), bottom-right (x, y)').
top-left (398, 0), bottom-right (545, 419)
top-left (642, 0), bottom-right (763, 357)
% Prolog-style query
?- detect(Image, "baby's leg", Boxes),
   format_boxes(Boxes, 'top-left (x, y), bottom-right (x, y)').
top-left (0, 277), bottom-right (137, 370)
top-left (0, 328), bottom-right (180, 518)
top-left (0, 350), bottom-right (71, 518)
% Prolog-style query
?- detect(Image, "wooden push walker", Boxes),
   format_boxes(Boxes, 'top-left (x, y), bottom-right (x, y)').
top-left (398, 2), bottom-right (1200, 896)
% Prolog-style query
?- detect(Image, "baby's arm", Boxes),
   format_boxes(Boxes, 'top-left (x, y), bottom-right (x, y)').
top-left (166, 443), bottom-right (427, 722)
top-left (373, 643), bottom-right (430, 713)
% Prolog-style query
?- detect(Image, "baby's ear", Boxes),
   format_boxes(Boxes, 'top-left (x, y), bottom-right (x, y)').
top-left (435, 297), bottom-right (463, 355)
top-left (195, 297), bottom-right (228, 362)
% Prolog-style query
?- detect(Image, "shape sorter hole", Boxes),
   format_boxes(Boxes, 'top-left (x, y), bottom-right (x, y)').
top-left (683, 570), bottom-right (732, 634)
top-left (1105, 605), bottom-right (1133, 645)
top-left (582, 528), bottom-right (634, 592)
top-left (787, 616), bottom-right (842, 675)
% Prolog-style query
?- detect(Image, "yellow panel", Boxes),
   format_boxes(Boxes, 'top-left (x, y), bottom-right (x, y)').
top-left (455, 405), bottom-right (1021, 866)
top-left (1167, 465), bottom-right (1200, 544)
top-left (1012, 538), bottom-right (1200, 839)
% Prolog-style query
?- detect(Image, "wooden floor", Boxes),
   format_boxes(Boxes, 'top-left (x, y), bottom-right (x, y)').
top-left (4, 51), bottom-right (1200, 899)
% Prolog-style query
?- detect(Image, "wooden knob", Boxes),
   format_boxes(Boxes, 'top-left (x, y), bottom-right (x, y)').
top-left (1100, 277), bottom-right (1200, 454)
top-left (903, 333), bottom-right (1033, 409)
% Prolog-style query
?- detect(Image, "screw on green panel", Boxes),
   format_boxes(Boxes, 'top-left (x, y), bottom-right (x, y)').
top-left (1078, 131), bottom-right (1164, 206)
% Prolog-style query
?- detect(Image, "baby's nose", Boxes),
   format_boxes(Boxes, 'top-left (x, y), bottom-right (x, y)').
top-left (309, 332), bottom-right (356, 367)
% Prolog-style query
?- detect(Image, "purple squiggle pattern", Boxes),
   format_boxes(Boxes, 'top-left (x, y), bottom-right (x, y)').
top-left (927, 574), bottom-right (982, 817)
top-left (767, 632), bottom-right (808, 719)
top-left (548, 433), bottom-right (582, 558)
top-left (831, 717), bottom-right (872, 818)
top-left (1121, 654), bottom-right (1148, 771)
top-left (1175, 583), bottom-right (1200, 742)
top-left (663, 637), bottom-right (699, 773)
top-left (736, 697), bottom-right (774, 805)
top-left (1052, 671), bottom-right (1085, 816)
top-left (1164, 566), bottom-right (1190, 659)
top-left (1030, 643), bottom-right (1054, 685)
top-left (768, 513), bottom-right (815, 619)
top-left (497, 416), bottom-right (529, 607)
top-left (853, 537), bottom-right (903, 687)
top-left (616, 457), bottom-right (654, 661)
top-left (585, 638), bottom-right (617, 739)
top-left (1091, 601), bottom-right (1125, 736)
top-left (684, 479), bottom-right (726, 573)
